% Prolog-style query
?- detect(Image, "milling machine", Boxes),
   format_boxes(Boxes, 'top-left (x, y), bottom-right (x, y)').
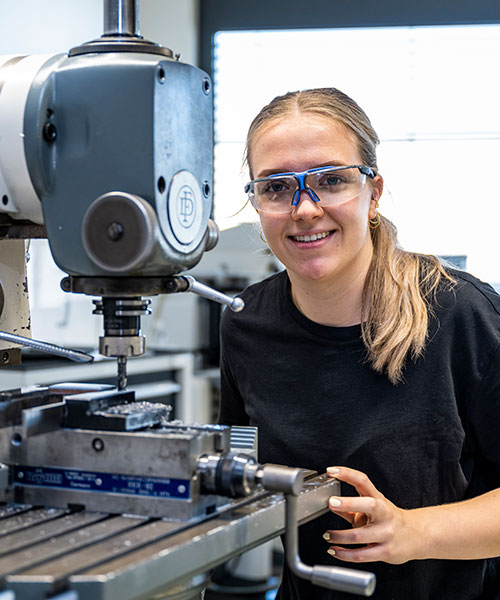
top-left (0, 2), bottom-right (376, 598)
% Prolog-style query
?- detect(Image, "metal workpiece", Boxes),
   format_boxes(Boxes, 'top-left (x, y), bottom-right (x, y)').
top-left (61, 389), bottom-right (173, 431)
top-left (0, 383), bottom-right (114, 429)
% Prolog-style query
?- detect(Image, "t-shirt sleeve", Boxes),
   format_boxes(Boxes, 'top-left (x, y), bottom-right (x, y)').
top-left (217, 317), bottom-right (249, 427)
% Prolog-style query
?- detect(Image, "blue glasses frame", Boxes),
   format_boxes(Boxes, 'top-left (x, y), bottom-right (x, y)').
top-left (245, 164), bottom-right (376, 207)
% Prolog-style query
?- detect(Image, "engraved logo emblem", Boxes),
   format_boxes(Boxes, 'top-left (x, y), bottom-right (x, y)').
top-left (178, 185), bottom-right (195, 228)
top-left (167, 170), bottom-right (204, 248)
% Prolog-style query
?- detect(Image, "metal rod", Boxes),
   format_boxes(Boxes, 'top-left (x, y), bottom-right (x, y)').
top-left (182, 276), bottom-right (245, 312)
top-left (285, 494), bottom-right (313, 580)
top-left (0, 331), bottom-right (94, 363)
top-left (103, 0), bottom-right (139, 36)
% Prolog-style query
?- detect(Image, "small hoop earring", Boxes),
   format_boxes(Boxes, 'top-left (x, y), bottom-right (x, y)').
top-left (369, 212), bottom-right (381, 230)
top-left (259, 230), bottom-right (267, 243)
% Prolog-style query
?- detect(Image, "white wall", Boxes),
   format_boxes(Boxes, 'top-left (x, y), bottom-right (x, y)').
top-left (141, 0), bottom-right (199, 66)
top-left (0, 0), bottom-right (198, 63)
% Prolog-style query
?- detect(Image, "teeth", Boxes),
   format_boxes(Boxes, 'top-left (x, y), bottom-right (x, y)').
top-left (292, 231), bottom-right (331, 242)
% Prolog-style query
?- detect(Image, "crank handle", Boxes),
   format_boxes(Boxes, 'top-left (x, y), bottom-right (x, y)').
top-left (285, 493), bottom-right (375, 596)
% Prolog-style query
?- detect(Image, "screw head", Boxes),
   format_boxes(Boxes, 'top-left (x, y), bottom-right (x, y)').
top-left (42, 122), bottom-right (57, 142)
top-left (92, 438), bottom-right (105, 452)
top-left (106, 222), bottom-right (124, 242)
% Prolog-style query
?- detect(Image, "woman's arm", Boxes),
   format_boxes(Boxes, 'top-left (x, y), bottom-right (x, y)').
top-left (323, 466), bottom-right (500, 564)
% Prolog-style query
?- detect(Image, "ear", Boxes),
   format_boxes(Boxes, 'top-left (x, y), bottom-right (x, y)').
top-left (368, 174), bottom-right (383, 220)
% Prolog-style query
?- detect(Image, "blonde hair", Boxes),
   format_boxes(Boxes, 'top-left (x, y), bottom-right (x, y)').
top-left (246, 88), bottom-right (453, 384)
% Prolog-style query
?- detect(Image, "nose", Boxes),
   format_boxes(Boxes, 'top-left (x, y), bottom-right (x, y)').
top-left (290, 189), bottom-right (323, 221)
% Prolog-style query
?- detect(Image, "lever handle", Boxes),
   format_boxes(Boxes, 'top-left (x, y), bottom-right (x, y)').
top-left (182, 275), bottom-right (244, 312)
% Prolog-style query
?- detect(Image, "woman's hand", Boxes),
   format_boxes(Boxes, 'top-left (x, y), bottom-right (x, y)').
top-left (324, 466), bottom-right (422, 565)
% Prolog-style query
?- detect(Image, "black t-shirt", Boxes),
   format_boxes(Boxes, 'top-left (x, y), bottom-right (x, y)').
top-left (219, 268), bottom-right (500, 600)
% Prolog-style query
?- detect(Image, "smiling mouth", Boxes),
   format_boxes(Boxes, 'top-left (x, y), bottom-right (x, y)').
top-left (290, 230), bottom-right (333, 243)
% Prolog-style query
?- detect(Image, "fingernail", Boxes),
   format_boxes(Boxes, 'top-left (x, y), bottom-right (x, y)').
top-left (327, 549), bottom-right (336, 556)
top-left (322, 533), bottom-right (330, 541)
top-left (329, 497), bottom-right (341, 508)
top-left (327, 467), bottom-right (339, 475)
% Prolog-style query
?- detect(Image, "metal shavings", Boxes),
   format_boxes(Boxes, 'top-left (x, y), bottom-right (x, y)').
top-left (94, 402), bottom-right (172, 416)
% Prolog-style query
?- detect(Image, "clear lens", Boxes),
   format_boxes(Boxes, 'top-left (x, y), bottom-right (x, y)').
top-left (248, 166), bottom-right (367, 214)
top-left (308, 167), bottom-right (366, 205)
top-left (250, 175), bottom-right (297, 213)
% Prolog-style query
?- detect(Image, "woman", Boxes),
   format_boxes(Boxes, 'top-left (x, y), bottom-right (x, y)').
top-left (218, 88), bottom-right (500, 599)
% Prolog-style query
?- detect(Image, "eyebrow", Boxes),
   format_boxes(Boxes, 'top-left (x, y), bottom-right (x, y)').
top-left (256, 160), bottom-right (350, 178)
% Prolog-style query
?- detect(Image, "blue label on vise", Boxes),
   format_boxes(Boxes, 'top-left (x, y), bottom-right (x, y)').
top-left (13, 465), bottom-right (190, 499)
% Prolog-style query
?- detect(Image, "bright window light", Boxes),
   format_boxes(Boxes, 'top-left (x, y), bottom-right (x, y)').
top-left (213, 25), bottom-right (500, 285)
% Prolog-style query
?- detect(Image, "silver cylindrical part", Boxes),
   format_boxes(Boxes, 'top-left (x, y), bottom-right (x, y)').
top-left (197, 453), bottom-right (260, 498)
top-left (261, 464), bottom-right (304, 496)
top-left (103, 0), bottom-right (139, 36)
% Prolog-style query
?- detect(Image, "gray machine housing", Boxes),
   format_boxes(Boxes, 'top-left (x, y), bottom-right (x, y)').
top-left (24, 50), bottom-right (213, 277)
